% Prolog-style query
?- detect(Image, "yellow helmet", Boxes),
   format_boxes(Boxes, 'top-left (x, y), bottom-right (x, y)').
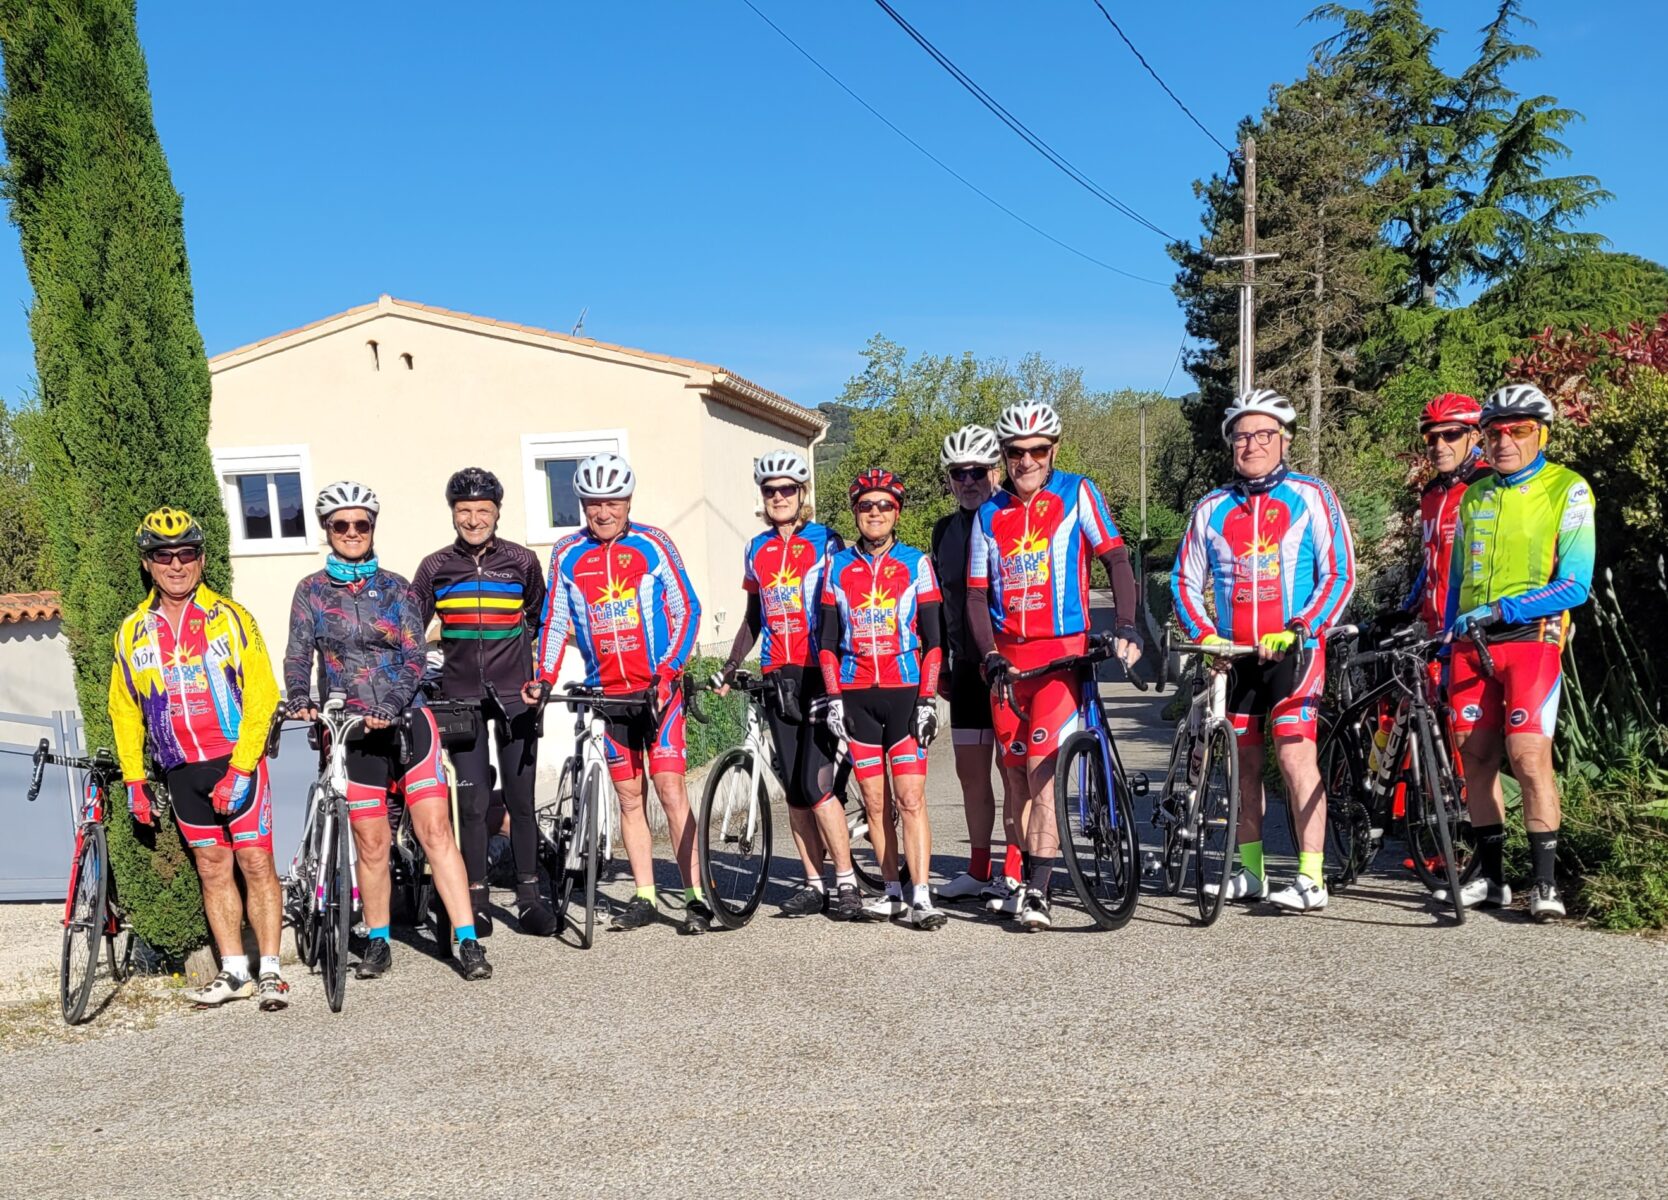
top-left (136, 507), bottom-right (205, 554)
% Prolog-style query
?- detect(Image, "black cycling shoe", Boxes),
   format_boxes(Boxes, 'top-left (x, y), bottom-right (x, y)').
top-left (827, 883), bottom-right (870, 922)
top-left (781, 885), bottom-right (827, 917)
top-left (456, 938), bottom-right (493, 981)
top-left (610, 895), bottom-right (659, 931)
top-left (680, 897), bottom-right (715, 936)
top-left (468, 885), bottom-right (494, 938)
top-left (356, 937), bottom-right (393, 979)
top-left (516, 883), bottom-right (559, 937)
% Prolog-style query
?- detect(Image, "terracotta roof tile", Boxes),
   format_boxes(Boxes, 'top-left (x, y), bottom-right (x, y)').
top-left (0, 591), bottom-right (61, 624)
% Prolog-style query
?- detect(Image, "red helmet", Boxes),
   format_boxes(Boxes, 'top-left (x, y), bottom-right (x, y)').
top-left (1420, 392), bottom-right (1481, 432)
top-left (849, 468), bottom-right (905, 509)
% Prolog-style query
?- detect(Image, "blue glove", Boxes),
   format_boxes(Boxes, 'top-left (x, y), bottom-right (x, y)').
top-left (1452, 604), bottom-right (1497, 637)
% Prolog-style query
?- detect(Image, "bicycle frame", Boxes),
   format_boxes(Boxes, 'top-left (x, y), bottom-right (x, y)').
top-left (286, 699), bottom-right (365, 925)
top-left (708, 693), bottom-right (779, 856)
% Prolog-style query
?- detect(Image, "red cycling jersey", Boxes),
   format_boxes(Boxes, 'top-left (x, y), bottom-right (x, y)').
top-left (1404, 454), bottom-right (1487, 632)
top-left (817, 542), bottom-right (943, 693)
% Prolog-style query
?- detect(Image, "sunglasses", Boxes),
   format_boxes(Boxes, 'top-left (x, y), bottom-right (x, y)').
top-left (1229, 429), bottom-right (1282, 449)
top-left (1004, 444), bottom-right (1053, 462)
top-left (1483, 420), bottom-right (1540, 442)
top-left (760, 483), bottom-right (801, 500)
top-left (329, 518), bottom-right (374, 535)
top-left (855, 499), bottom-right (897, 514)
top-left (948, 467), bottom-right (989, 483)
top-left (1423, 427), bottom-right (1471, 447)
top-left (147, 547), bottom-right (201, 566)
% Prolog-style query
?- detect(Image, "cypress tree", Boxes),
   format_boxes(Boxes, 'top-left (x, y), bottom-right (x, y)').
top-left (0, 0), bottom-right (230, 955)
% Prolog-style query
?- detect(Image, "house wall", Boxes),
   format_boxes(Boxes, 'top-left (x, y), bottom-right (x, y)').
top-left (0, 618), bottom-right (77, 726)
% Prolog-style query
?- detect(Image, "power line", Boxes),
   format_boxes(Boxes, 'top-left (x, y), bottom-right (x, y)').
top-left (870, 0), bottom-right (1178, 242)
top-left (738, 0), bottom-right (1167, 286)
top-left (1089, 2), bottom-right (1234, 157)
top-left (1159, 331), bottom-right (1187, 395)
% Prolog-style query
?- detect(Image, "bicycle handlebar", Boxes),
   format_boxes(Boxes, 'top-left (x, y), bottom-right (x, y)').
top-left (27, 738), bottom-right (121, 804)
top-left (1173, 641), bottom-right (1260, 658)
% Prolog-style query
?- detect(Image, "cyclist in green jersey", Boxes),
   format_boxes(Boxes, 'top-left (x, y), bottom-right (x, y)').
top-left (1443, 384), bottom-right (1595, 921)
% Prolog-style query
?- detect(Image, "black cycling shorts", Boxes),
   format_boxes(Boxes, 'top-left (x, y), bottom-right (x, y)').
top-left (843, 686), bottom-right (927, 783)
top-left (165, 755), bottom-right (274, 853)
top-left (342, 705), bottom-right (450, 823)
top-left (947, 657), bottom-right (993, 733)
top-left (762, 666), bottom-right (839, 810)
top-left (1225, 641), bottom-right (1326, 741)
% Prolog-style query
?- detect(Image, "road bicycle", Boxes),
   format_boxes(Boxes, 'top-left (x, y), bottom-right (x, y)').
top-left (692, 671), bottom-right (778, 928)
top-left (1153, 639), bottom-right (1260, 925)
top-left (386, 696), bottom-right (480, 947)
top-left (996, 631), bottom-right (1149, 930)
top-left (26, 740), bottom-right (137, 1025)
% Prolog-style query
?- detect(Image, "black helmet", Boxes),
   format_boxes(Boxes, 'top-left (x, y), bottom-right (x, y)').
top-left (445, 467), bottom-right (504, 506)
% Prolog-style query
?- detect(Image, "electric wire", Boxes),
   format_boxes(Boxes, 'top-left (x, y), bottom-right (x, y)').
top-left (1089, 1), bottom-right (1234, 157)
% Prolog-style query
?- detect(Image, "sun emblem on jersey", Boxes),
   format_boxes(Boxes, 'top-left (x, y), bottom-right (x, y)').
top-left (1238, 535), bottom-right (1282, 582)
top-left (161, 643), bottom-right (207, 691)
top-left (851, 585), bottom-right (897, 636)
top-left (1000, 529), bottom-right (1051, 588)
top-left (762, 565), bottom-right (804, 615)
top-left (589, 578), bottom-right (641, 629)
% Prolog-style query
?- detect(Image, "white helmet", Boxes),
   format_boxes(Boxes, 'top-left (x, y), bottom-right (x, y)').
top-left (1221, 388), bottom-right (1298, 443)
top-left (315, 480), bottom-right (381, 523)
top-left (1480, 383), bottom-right (1556, 426)
top-left (940, 424), bottom-right (1001, 469)
top-left (572, 453), bottom-right (636, 499)
top-left (994, 401), bottom-right (1062, 443)
top-left (753, 449), bottom-right (811, 487)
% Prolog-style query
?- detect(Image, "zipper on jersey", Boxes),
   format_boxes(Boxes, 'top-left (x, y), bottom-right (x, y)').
top-left (1250, 493), bottom-right (1261, 644)
top-left (475, 553), bottom-right (488, 699)
top-left (605, 546), bottom-right (628, 686)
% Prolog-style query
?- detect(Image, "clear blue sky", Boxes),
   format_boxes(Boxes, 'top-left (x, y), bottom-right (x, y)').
top-left (0, 1), bottom-right (1660, 411)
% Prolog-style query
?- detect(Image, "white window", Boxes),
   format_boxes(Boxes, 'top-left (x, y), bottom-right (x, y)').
top-left (520, 430), bottom-right (629, 545)
top-left (212, 446), bottom-right (317, 555)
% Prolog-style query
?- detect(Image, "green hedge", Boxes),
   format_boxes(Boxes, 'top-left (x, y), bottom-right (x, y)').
top-left (685, 655), bottom-right (748, 771)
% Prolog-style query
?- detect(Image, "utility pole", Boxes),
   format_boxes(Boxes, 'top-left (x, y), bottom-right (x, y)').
top-left (1138, 400), bottom-right (1148, 542)
top-left (1211, 136), bottom-right (1278, 397)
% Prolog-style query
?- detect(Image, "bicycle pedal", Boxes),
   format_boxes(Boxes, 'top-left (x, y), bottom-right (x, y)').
top-left (1129, 772), bottom-right (1150, 796)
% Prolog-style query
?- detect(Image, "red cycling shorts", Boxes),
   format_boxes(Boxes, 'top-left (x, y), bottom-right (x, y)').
top-left (1225, 639), bottom-right (1326, 747)
top-left (1449, 640), bottom-right (1562, 738)
top-left (344, 706), bottom-right (452, 824)
top-left (603, 682), bottom-right (688, 783)
top-left (991, 634), bottom-right (1085, 769)
top-left (165, 756), bottom-right (274, 853)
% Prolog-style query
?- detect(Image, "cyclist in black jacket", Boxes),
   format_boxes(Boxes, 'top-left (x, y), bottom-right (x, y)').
top-left (412, 468), bottom-right (556, 936)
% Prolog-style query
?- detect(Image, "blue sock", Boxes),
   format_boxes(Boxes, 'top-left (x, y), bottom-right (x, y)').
top-left (453, 923), bottom-right (477, 944)
top-left (368, 925), bottom-right (390, 943)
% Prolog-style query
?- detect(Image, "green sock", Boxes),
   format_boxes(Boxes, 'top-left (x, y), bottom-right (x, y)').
top-left (1298, 851), bottom-right (1324, 884)
top-left (1238, 840), bottom-right (1264, 881)
top-left (634, 885), bottom-right (658, 904)
top-left (684, 886), bottom-right (705, 903)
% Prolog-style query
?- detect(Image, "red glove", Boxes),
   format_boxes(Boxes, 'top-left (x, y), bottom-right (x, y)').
top-left (125, 781), bottom-right (155, 827)
top-left (210, 767), bottom-right (255, 815)
top-left (654, 672), bottom-right (678, 711)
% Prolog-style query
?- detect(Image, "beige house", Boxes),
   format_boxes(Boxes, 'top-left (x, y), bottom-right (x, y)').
top-left (208, 295), bottom-right (827, 678)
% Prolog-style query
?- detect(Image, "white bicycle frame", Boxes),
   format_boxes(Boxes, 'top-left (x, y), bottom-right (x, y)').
top-left (285, 694), bottom-right (364, 921)
top-left (566, 703), bottom-right (619, 863)
top-left (709, 693), bottom-right (783, 852)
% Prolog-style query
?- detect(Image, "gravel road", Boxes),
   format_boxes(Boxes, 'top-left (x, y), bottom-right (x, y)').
top-left (2, 683), bottom-right (1664, 1198)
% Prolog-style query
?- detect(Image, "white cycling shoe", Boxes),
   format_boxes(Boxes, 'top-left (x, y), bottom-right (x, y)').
top-left (1434, 878), bottom-right (1512, 909)
top-left (936, 872), bottom-right (992, 902)
top-left (863, 894), bottom-right (909, 921)
top-left (909, 898), bottom-right (947, 930)
top-left (1529, 881), bottom-right (1566, 922)
top-left (1203, 868), bottom-right (1268, 903)
top-left (984, 881), bottom-right (1023, 918)
top-left (1269, 874), bottom-right (1329, 913)
top-left (186, 970), bottom-right (255, 1007)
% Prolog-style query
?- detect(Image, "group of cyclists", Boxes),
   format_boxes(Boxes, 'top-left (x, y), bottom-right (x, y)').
top-left (105, 377), bottom-right (1593, 1010)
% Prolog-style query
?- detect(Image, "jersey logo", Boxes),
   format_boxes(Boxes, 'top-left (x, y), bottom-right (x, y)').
top-left (762, 566), bottom-right (804, 616)
top-left (1000, 530), bottom-right (1051, 589)
top-left (589, 580), bottom-right (642, 631)
top-left (852, 586), bottom-right (898, 637)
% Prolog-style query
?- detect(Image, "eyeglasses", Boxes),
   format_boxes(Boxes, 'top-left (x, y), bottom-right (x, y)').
top-left (760, 484), bottom-right (801, 500)
top-left (147, 547), bottom-right (201, 566)
top-left (1229, 429), bottom-right (1282, 449)
top-left (948, 467), bottom-right (989, 483)
top-left (1004, 444), bottom-right (1053, 462)
top-left (329, 518), bottom-right (374, 535)
top-left (1423, 427), bottom-right (1471, 447)
top-left (1483, 420), bottom-right (1540, 442)
top-left (855, 499), bottom-right (897, 514)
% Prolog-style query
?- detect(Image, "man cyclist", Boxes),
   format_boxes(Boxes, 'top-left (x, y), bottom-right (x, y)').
top-left (110, 508), bottom-right (287, 1009)
top-left (284, 482), bottom-right (491, 980)
top-left (1403, 393), bottom-right (1487, 633)
top-left (1444, 383), bottom-right (1594, 920)
top-left (412, 467), bottom-right (556, 937)
top-left (532, 453), bottom-right (710, 934)
top-left (1173, 388), bottom-right (1356, 912)
top-left (716, 449), bottom-right (868, 922)
top-left (931, 424), bottom-right (1022, 906)
top-left (819, 468), bottom-right (947, 929)
top-left (966, 401), bottom-right (1141, 930)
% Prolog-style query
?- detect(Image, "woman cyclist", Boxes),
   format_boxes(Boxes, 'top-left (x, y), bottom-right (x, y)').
top-left (282, 481), bottom-right (491, 981)
top-left (715, 450), bottom-right (868, 922)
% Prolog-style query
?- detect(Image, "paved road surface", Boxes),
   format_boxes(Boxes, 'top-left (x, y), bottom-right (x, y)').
top-left (2, 683), bottom-right (1665, 1198)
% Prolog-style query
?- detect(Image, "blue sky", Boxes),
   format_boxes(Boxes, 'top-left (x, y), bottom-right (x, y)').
top-left (0, 1), bottom-right (1660, 411)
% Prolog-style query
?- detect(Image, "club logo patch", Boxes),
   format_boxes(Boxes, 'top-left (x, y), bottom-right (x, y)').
top-left (1031, 728), bottom-right (1048, 744)
top-left (1462, 704), bottom-right (1483, 721)
top-left (1509, 708), bottom-right (1529, 727)
top-left (1009, 740), bottom-right (1025, 757)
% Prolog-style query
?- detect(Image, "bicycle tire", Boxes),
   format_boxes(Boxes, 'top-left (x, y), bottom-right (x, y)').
top-left (1407, 721), bottom-right (1465, 925)
top-left (1318, 730), bottom-right (1372, 889)
top-left (60, 826), bottom-right (106, 1025)
top-left (698, 748), bottom-right (772, 929)
top-left (1157, 721), bottom-right (1192, 897)
top-left (1054, 731), bottom-right (1140, 930)
top-left (1193, 720), bottom-right (1240, 926)
top-left (843, 764), bottom-right (888, 896)
top-left (294, 787), bottom-right (325, 969)
top-left (578, 767), bottom-right (600, 949)
top-left (321, 806), bottom-right (353, 1012)
top-left (543, 758), bottom-right (581, 928)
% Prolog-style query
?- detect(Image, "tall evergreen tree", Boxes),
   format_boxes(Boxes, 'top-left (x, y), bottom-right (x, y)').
top-left (0, 0), bottom-right (230, 954)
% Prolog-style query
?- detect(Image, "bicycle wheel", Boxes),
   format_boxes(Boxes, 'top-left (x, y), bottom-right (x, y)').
top-left (1192, 720), bottom-right (1240, 926)
top-left (543, 759), bottom-right (582, 926)
top-left (699, 748), bottom-right (772, 929)
top-left (1406, 722), bottom-right (1466, 925)
top-left (321, 807), bottom-right (353, 1012)
top-left (1054, 731), bottom-right (1140, 930)
top-left (293, 788), bottom-right (325, 969)
top-left (1318, 730), bottom-right (1372, 889)
top-left (577, 768), bottom-right (600, 949)
top-left (60, 826), bottom-right (107, 1025)
top-left (842, 763), bottom-right (887, 896)
top-left (1156, 722), bottom-right (1193, 897)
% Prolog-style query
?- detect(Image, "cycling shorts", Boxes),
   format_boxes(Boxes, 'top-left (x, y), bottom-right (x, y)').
top-left (991, 634), bottom-right (1085, 768)
top-left (947, 657), bottom-right (994, 743)
top-left (843, 686), bottom-right (926, 783)
top-left (763, 666), bottom-right (840, 809)
top-left (344, 706), bottom-right (451, 824)
top-left (1449, 640), bottom-right (1562, 738)
top-left (1226, 640), bottom-right (1325, 744)
top-left (602, 683), bottom-right (687, 783)
top-left (165, 756), bottom-right (274, 853)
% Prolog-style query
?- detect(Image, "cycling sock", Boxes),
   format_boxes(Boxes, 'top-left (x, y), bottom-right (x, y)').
top-left (221, 954), bottom-right (250, 982)
top-left (1003, 844), bottom-right (1022, 881)
top-left (634, 885), bottom-right (658, 904)
top-left (805, 876), bottom-right (827, 894)
top-left (1238, 841), bottom-right (1265, 881)
top-left (1020, 852), bottom-right (1032, 884)
top-left (259, 955), bottom-right (281, 979)
top-left (367, 925), bottom-right (390, 944)
top-left (1028, 858), bottom-right (1054, 893)
top-left (1474, 823), bottom-right (1507, 884)
top-left (1528, 830), bottom-right (1559, 887)
top-left (1297, 850), bottom-right (1324, 884)
top-left (684, 886), bottom-right (705, 903)
top-left (969, 847), bottom-right (992, 881)
top-left (835, 870), bottom-right (857, 891)
top-left (454, 923), bottom-right (478, 944)
top-left (911, 884), bottom-right (931, 907)
top-left (885, 881), bottom-right (903, 901)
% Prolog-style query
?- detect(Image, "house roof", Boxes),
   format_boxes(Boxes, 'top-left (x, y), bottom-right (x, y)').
top-left (209, 295), bottom-right (827, 437)
top-left (0, 591), bottom-right (61, 625)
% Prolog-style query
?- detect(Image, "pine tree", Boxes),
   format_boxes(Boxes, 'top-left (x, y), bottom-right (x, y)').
top-left (0, 0), bottom-right (230, 955)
